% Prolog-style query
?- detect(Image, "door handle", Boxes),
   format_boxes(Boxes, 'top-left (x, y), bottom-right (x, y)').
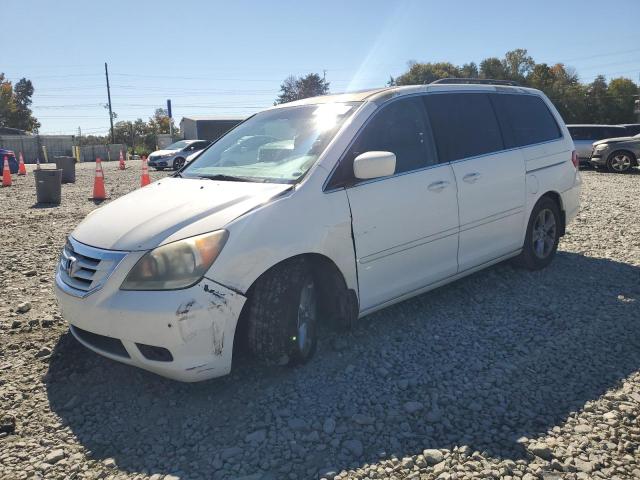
top-left (427, 180), bottom-right (450, 192)
top-left (463, 172), bottom-right (481, 183)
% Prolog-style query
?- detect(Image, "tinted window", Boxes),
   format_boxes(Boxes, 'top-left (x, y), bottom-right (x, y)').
top-left (569, 126), bottom-right (627, 141)
top-left (351, 97), bottom-right (436, 175)
top-left (424, 93), bottom-right (503, 162)
top-left (604, 127), bottom-right (627, 139)
top-left (623, 125), bottom-right (640, 136)
top-left (492, 94), bottom-right (561, 148)
top-left (568, 127), bottom-right (589, 140)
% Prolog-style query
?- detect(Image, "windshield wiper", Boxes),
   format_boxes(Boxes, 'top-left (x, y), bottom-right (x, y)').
top-left (197, 174), bottom-right (255, 182)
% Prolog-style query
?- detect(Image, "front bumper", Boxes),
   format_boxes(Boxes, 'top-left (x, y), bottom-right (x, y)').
top-left (589, 154), bottom-right (607, 166)
top-left (148, 158), bottom-right (170, 167)
top-left (55, 249), bottom-right (246, 382)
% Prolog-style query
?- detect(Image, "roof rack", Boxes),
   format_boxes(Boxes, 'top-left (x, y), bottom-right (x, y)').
top-left (429, 78), bottom-right (520, 86)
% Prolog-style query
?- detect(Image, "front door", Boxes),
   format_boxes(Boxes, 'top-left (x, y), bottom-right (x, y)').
top-left (341, 97), bottom-right (459, 311)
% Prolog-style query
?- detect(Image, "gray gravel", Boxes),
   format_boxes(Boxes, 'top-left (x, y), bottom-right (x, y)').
top-left (1, 162), bottom-right (640, 480)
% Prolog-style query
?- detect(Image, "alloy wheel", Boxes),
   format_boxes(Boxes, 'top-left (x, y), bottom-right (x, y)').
top-left (532, 208), bottom-right (556, 259)
top-left (610, 154), bottom-right (632, 172)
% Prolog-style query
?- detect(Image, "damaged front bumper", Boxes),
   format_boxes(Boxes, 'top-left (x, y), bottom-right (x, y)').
top-left (55, 251), bottom-right (246, 382)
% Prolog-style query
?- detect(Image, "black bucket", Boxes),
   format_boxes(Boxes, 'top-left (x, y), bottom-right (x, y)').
top-left (54, 156), bottom-right (76, 183)
top-left (34, 169), bottom-right (62, 204)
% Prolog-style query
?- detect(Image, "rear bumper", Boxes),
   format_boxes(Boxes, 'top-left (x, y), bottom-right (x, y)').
top-left (563, 171), bottom-right (582, 226)
top-left (55, 272), bottom-right (246, 382)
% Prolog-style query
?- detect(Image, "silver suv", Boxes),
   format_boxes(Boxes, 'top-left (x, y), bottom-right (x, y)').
top-left (148, 140), bottom-right (211, 170)
top-left (566, 124), bottom-right (628, 165)
top-left (590, 133), bottom-right (640, 173)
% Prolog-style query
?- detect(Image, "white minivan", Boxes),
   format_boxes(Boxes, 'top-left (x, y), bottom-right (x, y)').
top-left (55, 82), bottom-right (581, 382)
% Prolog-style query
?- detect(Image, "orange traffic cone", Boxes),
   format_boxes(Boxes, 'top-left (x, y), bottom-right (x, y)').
top-left (2, 156), bottom-right (12, 187)
top-left (92, 158), bottom-right (106, 200)
top-left (141, 156), bottom-right (150, 187)
top-left (18, 152), bottom-right (27, 175)
top-left (119, 150), bottom-right (126, 170)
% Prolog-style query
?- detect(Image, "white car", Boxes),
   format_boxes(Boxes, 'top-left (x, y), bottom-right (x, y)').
top-left (147, 139), bottom-right (211, 170)
top-left (55, 82), bottom-right (581, 382)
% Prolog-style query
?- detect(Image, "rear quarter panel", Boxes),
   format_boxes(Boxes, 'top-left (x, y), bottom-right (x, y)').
top-left (520, 94), bottom-right (580, 242)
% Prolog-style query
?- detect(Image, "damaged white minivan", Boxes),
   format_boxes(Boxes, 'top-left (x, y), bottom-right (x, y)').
top-left (55, 81), bottom-right (581, 382)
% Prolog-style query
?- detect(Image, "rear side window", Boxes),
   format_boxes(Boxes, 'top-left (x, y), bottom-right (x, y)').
top-left (568, 127), bottom-right (589, 140)
top-left (424, 93), bottom-right (503, 162)
top-left (604, 127), bottom-right (627, 139)
top-left (491, 94), bottom-right (561, 148)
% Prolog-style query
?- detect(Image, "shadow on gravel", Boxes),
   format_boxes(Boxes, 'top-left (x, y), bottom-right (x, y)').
top-left (45, 252), bottom-right (640, 479)
top-left (30, 203), bottom-right (61, 209)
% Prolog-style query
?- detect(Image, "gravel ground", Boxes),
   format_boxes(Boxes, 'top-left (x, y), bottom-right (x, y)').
top-left (1, 161), bottom-right (639, 480)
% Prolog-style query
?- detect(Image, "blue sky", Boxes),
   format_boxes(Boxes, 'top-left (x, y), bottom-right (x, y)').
top-left (3, 0), bottom-right (639, 134)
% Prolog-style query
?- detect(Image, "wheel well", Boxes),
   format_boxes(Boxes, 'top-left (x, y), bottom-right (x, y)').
top-left (233, 254), bottom-right (358, 356)
top-left (608, 149), bottom-right (637, 166)
top-left (540, 191), bottom-right (566, 236)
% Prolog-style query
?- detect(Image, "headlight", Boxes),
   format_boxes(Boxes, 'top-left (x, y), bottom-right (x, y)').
top-left (594, 144), bottom-right (608, 152)
top-left (121, 230), bottom-right (228, 290)
top-left (159, 152), bottom-right (174, 158)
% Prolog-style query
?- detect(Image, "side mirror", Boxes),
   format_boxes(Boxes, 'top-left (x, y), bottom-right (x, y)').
top-left (353, 151), bottom-right (396, 180)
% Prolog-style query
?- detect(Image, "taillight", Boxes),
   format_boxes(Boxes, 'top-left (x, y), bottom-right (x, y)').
top-left (571, 150), bottom-right (579, 169)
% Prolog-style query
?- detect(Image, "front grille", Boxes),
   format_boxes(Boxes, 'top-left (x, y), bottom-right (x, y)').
top-left (71, 325), bottom-right (130, 358)
top-left (58, 237), bottom-right (127, 297)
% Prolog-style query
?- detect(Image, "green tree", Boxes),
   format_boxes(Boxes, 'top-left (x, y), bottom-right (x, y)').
top-left (390, 49), bottom-right (639, 124)
top-left (503, 48), bottom-right (535, 83)
top-left (606, 78), bottom-right (639, 124)
top-left (0, 73), bottom-right (40, 132)
top-left (275, 73), bottom-right (330, 104)
top-left (459, 62), bottom-right (479, 79)
top-left (586, 76), bottom-right (609, 123)
top-left (394, 61), bottom-right (461, 85)
top-left (479, 57), bottom-right (507, 80)
top-left (148, 108), bottom-right (177, 135)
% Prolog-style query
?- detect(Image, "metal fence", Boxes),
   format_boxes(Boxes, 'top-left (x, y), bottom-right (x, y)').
top-left (0, 135), bottom-right (74, 163)
top-left (78, 144), bottom-right (127, 162)
top-left (0, 134), bottom-right (126, 163)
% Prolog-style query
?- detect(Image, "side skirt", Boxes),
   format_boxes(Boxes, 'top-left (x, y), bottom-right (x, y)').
top-left (358, 249), bottom-right (522, 318)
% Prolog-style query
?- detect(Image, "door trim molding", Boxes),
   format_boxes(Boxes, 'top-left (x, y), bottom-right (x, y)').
top-left (359, 248), bottom-right (522, 317)
top-left (459, 206), bottom-right (524, 232)
top-left (359, 227), bottom-right (458, 264)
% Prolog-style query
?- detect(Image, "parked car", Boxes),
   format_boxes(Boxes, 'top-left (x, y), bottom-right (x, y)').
top-left (590, 133), bottom-right (640, 173)
top-left (567, 124), bottom-right (628, 164)
top-left (0, 148), bottom-right (18, 173)
top-left (55, 83), bottom-right (581, 382)
top-left (147, 140), bottom-right (211, 170)
top-left (620, 124), bottom-right (640, 136)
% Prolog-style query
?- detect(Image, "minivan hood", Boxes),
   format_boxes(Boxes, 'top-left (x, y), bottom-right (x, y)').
top-left (593, 136), bottom-right (636, 145)
top-left (72, 177), bottom-right (292, 251)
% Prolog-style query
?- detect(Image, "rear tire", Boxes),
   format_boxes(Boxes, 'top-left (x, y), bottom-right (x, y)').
top-left (514, 197), bottom-right (561, 271)
top-left (247, 258), bottom-right (318, 365)
top-left (607, 151), bottom-right (634, 173)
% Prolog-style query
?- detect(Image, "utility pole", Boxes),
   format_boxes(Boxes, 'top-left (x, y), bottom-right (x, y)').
top-left (167, 99), bottom-right (173, 139)
top-left (130, 123), bottom-right (135, 158)
top-left (105, 62), bottom-right (115, 144)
